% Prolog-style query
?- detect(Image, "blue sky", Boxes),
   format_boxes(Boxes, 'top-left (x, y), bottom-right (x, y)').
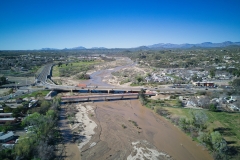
top-left (0, 0), bottom-right (240, 50)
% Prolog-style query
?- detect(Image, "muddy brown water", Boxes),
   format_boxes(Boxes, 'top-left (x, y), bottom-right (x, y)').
top-left (81, 100), bottom-right (212, 160)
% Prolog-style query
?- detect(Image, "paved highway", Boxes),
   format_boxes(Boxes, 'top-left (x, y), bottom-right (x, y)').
top-left (36, 63), bottom-right (53, 84)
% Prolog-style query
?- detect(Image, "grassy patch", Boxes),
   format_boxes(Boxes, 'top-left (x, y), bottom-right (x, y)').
top-left (206, 111), bottom-right (240, 145)
top-left (146, 99), bottom-right (182, 108)
top-left (163, 107), bottom-right (240, 146)
top-left (52, 60), bottom-right (101, 77)
top-left (52, 66), bottom-right (60, 77)
top-left (19, 90), bottom-right (50, 98)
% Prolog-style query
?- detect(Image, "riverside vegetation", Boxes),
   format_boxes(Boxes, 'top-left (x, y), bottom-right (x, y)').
top-left (138, 89), bottom-right (240, 160)
top-left (0, 96), bottom-right (61, 160)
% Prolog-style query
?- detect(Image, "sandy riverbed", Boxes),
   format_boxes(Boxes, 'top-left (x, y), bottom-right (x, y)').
top-left (51, 57), bottom-right (151, 87)
top-left (72, 100), bottom-right (212, 160)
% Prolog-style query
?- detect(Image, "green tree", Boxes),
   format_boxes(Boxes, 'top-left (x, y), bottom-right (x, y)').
top-left (12, 106), bottom-right (25, 118)
top-left (52, 96), bottom-right (61, 109)
top-left (209, 69), bottom-right (215, 78)
top-left (232, 78), bottom-right (240, 93)
top-left (57, 62), bottom-right (62, 67)
top-left (22, 112), bottom-right (40, 125)
top-left (190, 110), bottom-right (208, 131)
top-left (209, 103), bottom-right (217, 112)
top-left (39, 100), bottom-right (51, 114)
top-left (136, 76), bottom-right (143, 83)
top-left (146, 73), bottom-right (151, 77)
top-left (211, 131), bottom-right (228, 152)
top-left (179, 117), bottom-right (188, 132)
top-left (210, 131), bottom-right (228, 159)
top-left (15, 135), bottom-right (36, 159)
top-left (197, 131), bottom-right (211, 148)
top-left (1, 121), bottom-right (14, 133)
top-left (192, 73), bottom-right (202, 82)
top-left (232, 78), bottom-right (240, 88)
top-left (4, 106), bottom-right (12, 113)
top-left (139, 89), bottom-right (147, 105)
top-left (0, 148), bottom-right (14, 160)
top-left (0, 76), bottom-right (7, 85)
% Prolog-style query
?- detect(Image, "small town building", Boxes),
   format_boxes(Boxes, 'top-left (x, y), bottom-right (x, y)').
top-left (77, 84), bottom-right (87, 88)
top-left (16, 98), bottom-right (23, 104)
top-left (0, 118), bottom-right (16, 124)
top-left (28, 99), bottom-right (38, 108)
top-left (0, 113), bottom-right (12, 118)
top-left (193, 82), bottom-right (215, 87)
top-left (0, 131), bottom-right (14, 143)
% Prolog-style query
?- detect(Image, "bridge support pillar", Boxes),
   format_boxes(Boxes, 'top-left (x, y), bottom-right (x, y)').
top-left (108, 90), bottom-right (110, 94)
top-left (121, 96), bottom-right (123, 100)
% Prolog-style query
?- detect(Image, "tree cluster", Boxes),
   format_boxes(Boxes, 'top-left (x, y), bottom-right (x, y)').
top-left (0, 96), bottom-right (61, 160)
top-left (76, 73), bottom-right (90, 80)
top-left (0, 76), bottom-right (7, 85)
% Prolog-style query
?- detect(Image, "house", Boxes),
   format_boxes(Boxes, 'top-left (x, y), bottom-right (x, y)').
top-left (28, 100), bottom-right (38, 108)
top-left (2, 144), bottom-right (15, 149)
top-left (229, 104), bottom-right (240, 111)
top-left (225, 96), bottom-right (237, 103)
top-left (0, 118), bottom-right (16, 124)
top-left (186, 100), bottom-right (197, 107)
top-left (16, 98), bottom-right (23, 104)
top-left (193, 82), bottom-right (215, 87)
top-left (0, 131), bottom-right (14, 143)
top-left (145, 77), bottom-right (151, 83)
top-left (0, 113), bottom-right (12, 118)
top-left (0, 132), bottom-right (4, 136)
top-left (77, 84), bottom-right (87, 88)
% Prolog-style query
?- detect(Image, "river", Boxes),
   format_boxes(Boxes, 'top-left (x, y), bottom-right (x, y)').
top-left (84, 57), bottom-right (135, 86)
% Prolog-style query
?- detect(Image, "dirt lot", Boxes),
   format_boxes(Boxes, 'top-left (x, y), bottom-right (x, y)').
top-left (68, 100), bottom-right (212, 160)
top-left (103, 66), bottom-right (151, 87)
top-left (1, 76), bottom-right (35, 87)
top-left (0, 88), bottom-right (10, 96)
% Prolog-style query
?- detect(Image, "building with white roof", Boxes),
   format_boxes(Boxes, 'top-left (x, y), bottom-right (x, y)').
top-left (0, 131), bottom-right (14, 143)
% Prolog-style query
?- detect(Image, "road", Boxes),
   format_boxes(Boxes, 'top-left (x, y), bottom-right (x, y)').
top-left (36, 63), bottom-right (53, 84)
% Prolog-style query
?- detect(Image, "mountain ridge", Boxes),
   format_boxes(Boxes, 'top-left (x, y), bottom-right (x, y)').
top-left (147, 41), bottom-right (240, 49)
top-left (41, 41), bottom-right (240, 50)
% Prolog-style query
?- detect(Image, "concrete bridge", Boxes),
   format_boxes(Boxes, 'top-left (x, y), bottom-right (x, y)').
top-left (50, 86), bottom-right (142, 94)
top-left (60, 93), bottom-right (155, 102)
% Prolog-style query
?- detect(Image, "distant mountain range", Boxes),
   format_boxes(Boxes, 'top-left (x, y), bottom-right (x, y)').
top-left (147, 41), bottom-right (240, 49)
top-left (41, 41), bottom-right (240, 50)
